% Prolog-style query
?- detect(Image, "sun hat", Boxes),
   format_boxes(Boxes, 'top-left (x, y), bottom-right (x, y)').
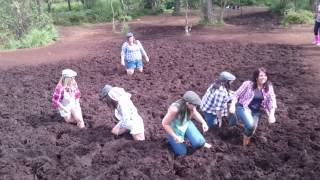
top-left (218, 71), bottom-right (236, 81)
top-left (126, 32), bottom-right (134, 38)
top-left (183, 91), bottom-right (202, 106)
top-left (62, 69), bottom-right (77, 77)
top-left (101, 84), bottom-right (113, 98)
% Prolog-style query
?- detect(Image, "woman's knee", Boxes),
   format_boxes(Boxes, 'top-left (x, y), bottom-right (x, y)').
top-left (133, 133), bottom-right (145, 141)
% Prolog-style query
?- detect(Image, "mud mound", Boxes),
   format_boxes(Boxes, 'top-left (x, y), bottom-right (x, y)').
top-left (225, 11), bottom-right (281, 31)
top-left (0, 38), bottom-right (319, 179)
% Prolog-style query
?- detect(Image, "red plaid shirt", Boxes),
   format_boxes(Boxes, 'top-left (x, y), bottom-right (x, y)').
top-left (52, 83), bottom-right (81, 108)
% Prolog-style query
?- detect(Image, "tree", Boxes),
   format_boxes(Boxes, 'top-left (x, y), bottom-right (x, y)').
top-left (218, 0), bottom-right (229, 23)
top-left (172, 0), bottom-right (181, 15)
top-left (201, 0), bottom-right (214, 24)
top-left (67, 0), bottom-right (72, 11)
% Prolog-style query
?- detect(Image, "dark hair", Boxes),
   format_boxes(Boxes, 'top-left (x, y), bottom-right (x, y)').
top-left (102, 95), bottom-right (118, 109)
top-left (210, 79), bottom-right (232, 92)
top-left (176, 99), bottom-right (191, 123)
top-left (251, 67), bottom-right (271, 92)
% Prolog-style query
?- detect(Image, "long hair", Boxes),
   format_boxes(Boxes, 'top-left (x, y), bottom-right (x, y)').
top-left (251, 67), bottom-right (271, 92)
top-left (210, 79), bottom-right (232, 92)
top-left (176, 99), bottom-right (191, 123)
top-left (103, 95), bottom-right (118, 109)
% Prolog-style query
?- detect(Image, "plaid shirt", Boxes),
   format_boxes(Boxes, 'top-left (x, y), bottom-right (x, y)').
top-left (201, 84), bottom-right (233, 117)
top-left (235, 81), bottom-right (277, 113)
top-left (52, 83), bottom-right (81, 108)
top-left (121, 41), bottom-right (146, 62)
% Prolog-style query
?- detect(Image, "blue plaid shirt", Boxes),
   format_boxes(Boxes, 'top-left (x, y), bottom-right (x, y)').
top-left (121, 41), bottom-right (146, 62)
top-left (201, 84), bottom-right (233, 117)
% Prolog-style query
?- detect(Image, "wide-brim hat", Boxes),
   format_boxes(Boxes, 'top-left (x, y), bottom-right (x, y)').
top-left (62, 69), bottom-right (77, 77)
top-left (183, 91), bottom-right (202, 106)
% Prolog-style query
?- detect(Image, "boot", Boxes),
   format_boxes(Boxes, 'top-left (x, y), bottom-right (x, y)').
top-left (317, 36), bottom-right (320, 46)
top-left (243, 135), bottom-right (251, 146)
top-left (313, 35), bottom-right (318, 44)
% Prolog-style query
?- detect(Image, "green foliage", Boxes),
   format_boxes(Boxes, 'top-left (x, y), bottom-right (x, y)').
top-left (1, 25), bottom-right (58, 49)
top-left (50, 1), bottom-right (83, 12)
top-left (0, 0), bottom-right (57, 49)
top-left (282, 9), bottom-right (314, 26)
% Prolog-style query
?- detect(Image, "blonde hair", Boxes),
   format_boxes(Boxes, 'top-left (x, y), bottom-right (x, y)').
top-left (60, 76), bottom-right (76, 87)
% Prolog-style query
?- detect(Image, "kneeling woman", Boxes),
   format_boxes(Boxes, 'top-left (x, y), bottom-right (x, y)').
top-left (100, 85), bottom-right (145, 141)
top-left (52, 69), bottom-right (85, 128)
top-left (162, 91), bottom-right (211, 156)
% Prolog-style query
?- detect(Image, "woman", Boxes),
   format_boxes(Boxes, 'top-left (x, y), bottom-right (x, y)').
top-left (52, 69), bottom-right (85, 128)
top-left (100, 84), bottom-right (145, 141)
top-left (313, 5), bottom-right (320, 46)
top-left (121, 32), bottom-right (149, 75)
top-left (201, 71), bottom-right (236, 128)
top-left (229, 67), bottom-right (277, 146)
top-left (162, 91), bottom-right (211, 156)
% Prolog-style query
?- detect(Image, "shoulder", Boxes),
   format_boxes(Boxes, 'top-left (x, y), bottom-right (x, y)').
top-left (54, 84), bottom-right (64, 92)
top-left (122, 42), bottom-right (128, 47)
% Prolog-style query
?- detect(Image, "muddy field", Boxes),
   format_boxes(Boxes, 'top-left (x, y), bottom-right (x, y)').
top-left (1, 15), bottom-right (320, 179)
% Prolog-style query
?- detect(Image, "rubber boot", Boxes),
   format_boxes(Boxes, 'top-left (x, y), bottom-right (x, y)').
top-left (313, 35), bottom-right (318, 44)
top-left (317, 36), bottom-right (320, 46)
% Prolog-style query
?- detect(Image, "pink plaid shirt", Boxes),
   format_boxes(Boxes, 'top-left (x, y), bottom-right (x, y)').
top-left (52, 83), bottom-right (81, 108)
top-left (235, 81), bottom-right (277, 113)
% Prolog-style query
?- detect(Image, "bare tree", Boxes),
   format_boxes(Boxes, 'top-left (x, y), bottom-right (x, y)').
top-left (172, 0), bottom-right (181, 15)
top-left (67, 0), bottom-right (72, 11)
top-left (218, 0), bottom-right (228, 23)
top-left (185, 0), bottom-right (191, 35)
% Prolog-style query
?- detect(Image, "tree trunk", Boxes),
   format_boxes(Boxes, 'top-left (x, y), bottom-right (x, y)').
top-left (172, 0), bottom-right (181, 16)
top-left (35, 0), bottom-right (41, 15)
top-left (67, 0), bottom-right (72, 11)
top-left (202, 0), bottom-right (214, 24)
top-left (219, 0), bottom-right (228, 23)
top-left (185, 0), bottom-right (190, 35)
top-left (111, 0), bottom-right (116, 32)
top-left (47, 0), bottom-right (52, 12)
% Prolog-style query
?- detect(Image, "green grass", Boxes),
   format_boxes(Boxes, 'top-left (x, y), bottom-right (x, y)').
top-left (282, 9), bottom-right (314, 26)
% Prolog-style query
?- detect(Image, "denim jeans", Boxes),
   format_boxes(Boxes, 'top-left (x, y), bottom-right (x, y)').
top-left (236, 104), bottom-right (260, 136)
top-left (126, 59), bottom-right (143, 69)
top-left (167, 121), bottom-right (205, 156)
top-left (203, 112), bottom-right (237, 128)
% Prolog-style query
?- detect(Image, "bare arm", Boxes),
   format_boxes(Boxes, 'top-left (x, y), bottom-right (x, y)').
top-left (191, 109), bottom-right (209, 132)
top-left (162, 106), bottom-right (183, 143)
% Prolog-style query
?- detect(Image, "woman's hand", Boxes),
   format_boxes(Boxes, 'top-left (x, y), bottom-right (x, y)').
top-left (229, 104), bottom-right (236, 114)
top-left (174, 135), bottom-right (184, 143)
top-left (268, 113), bottom-right (276, 124)
top-left (202, 122), bottom-right (209, 132)
top-left (145, 56), bottom-right (149, 62)
top-left (121, 59), bottom-right (125, 66)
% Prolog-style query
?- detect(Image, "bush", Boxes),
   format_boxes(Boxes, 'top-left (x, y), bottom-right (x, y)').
top-left (0, 25), bottom-right (58, 49)
top-left (282, 9), bottom-right (314, 26)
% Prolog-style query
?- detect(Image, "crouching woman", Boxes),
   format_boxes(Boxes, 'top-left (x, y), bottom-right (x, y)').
top-left (162, 91), bottom-right (211, 156)
top-left (100, 85), bottom-right (145, 141)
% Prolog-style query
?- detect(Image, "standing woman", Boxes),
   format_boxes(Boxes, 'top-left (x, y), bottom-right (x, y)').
top-left (201, 71), bottom-right (236, 128)
top-left (162, 91), bottom-right (211, 156)
top-left (100, 85), bottom-right (145, 141)
top-left (313, 5), bottom-right (320, 46)
top-left (121, 32), bottom-right (149, 75)
top-left (52, 69), bottom-right (85, 128)
top-left (229, 67), bottom-right (277, 146)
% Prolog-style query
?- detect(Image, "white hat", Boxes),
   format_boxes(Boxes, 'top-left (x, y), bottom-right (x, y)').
top-left (219, 71), bottom-right (236, 81)
top-left (101, 84), bottom-right (113, 98)
top-left (62, 69), bottom-right (77, 77)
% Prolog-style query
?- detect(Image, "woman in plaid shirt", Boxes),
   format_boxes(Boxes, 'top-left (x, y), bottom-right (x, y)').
top-left (52, 69), bottom-right (85, 128)
top-left (229, 67), bottom-right (277, 146)
top-left (121, 32), bottom-right (149, 75)
top-left (201, 71), bottom-right (236, 128)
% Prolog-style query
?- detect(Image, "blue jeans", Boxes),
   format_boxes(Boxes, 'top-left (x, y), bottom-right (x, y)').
top-left (236, 104), bottom-right (260, 136)
top-left (167, 121), bottom-right (205, 156)
top-left (126, 59), bottom-right (143, 69)
top-left (203, 112), bottom-right (237, 128)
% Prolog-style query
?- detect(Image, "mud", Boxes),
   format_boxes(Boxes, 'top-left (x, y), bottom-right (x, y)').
top-left (0, 14), bottom-right (320, 180)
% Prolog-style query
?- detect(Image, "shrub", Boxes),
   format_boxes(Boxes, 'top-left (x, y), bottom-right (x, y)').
top-left (282, 9), bottom-right (314, 26)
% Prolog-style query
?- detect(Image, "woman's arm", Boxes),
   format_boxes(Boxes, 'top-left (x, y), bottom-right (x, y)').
top-left (162, 106), bottom-right (183, 143)
top-left (137, 40), bottom-right (149, 62)
top-left (120, 43), bottom-right (126, 66)
top-left (191, 109), bottom-right (209, 132)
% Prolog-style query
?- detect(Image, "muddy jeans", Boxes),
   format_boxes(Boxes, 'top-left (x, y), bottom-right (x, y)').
top-left (167, 121), bottom-right (205, 156)
top-left (203, 112), bottom-right (237, 128)
top-left (236, 104), bottom-right (260, 136)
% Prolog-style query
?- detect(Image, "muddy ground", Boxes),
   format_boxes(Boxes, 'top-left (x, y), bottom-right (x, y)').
top-left (0, 13), bottom-right (320, 179)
